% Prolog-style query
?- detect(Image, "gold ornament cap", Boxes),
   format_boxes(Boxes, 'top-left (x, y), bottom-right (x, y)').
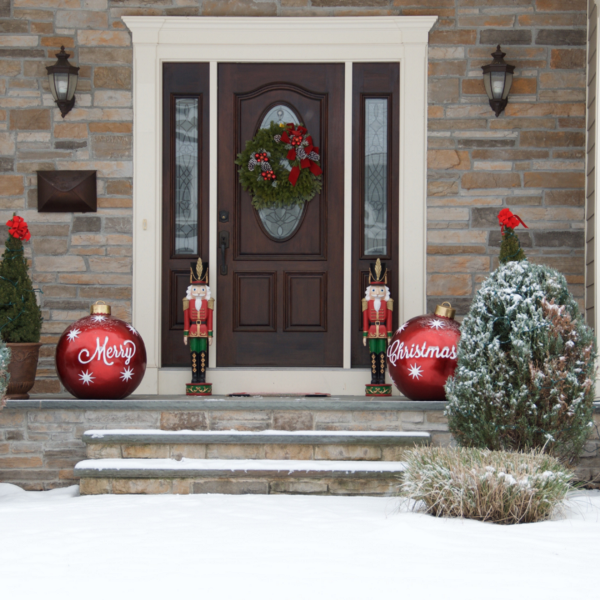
top-left (434, 301), bottom-right (455, 319)
top-left (90, 300), bottom-right (111, 315)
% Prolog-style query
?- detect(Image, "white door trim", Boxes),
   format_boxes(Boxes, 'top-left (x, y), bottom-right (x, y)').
top-left (123, 16), bottom-right (436, 395)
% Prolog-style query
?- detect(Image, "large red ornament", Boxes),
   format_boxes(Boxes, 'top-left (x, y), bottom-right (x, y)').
top-left (387, 303), bottom-right (460, 401)
top-left (55, 302), bottom-right (146, 399)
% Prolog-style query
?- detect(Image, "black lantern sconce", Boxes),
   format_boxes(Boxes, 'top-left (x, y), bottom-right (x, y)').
top-left (46, 46), bottom-right (79, 118)
top-left (481, 45), bottom-right (515, 118)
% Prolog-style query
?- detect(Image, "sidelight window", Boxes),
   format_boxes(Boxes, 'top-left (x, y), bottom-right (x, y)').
top-left (174, 97), bottom-right (199, 255)
top-left (363, 97), bottom-right (389, 257)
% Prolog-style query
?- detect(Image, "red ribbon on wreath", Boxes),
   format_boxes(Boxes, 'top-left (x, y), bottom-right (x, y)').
top-left (278, 123), bottom-right (322, 186)
top-left (498, 208), bottom-right (528, 234)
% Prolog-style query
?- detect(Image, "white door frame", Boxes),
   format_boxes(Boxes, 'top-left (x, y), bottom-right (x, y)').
top-left (123, 16), bottom-right (436, 395)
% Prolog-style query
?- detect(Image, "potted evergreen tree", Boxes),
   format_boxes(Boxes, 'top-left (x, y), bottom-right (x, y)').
top-left (0, 215), bottom-right (43, 399)
top-left (445, 209), bottom-right (596, 463)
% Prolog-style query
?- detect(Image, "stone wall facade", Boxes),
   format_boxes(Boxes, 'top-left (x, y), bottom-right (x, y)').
top-left (0, 399), bottom-right (598, 490)
top-left (0, 399), bottom-right (452, 490)
top-left (0, 0), bottom-right (589, 392)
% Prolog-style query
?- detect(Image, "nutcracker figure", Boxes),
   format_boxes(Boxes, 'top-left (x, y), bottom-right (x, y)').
top-left (362, 259), bottom-right (393, 396)
top-left (183, 258), bottom-right (214, 396)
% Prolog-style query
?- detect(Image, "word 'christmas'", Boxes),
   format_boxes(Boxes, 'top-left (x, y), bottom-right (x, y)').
top-left (78, 336), bottom-right (137, 366)
top-left (387, 340), bottom-right (457, 366)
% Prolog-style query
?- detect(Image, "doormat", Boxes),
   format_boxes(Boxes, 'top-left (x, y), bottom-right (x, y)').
top-left (228, 393), bottom-right (331, 397)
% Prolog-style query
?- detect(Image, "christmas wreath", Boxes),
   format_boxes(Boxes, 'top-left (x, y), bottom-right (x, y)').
top-left (235, 122), bottom-right (323, 210)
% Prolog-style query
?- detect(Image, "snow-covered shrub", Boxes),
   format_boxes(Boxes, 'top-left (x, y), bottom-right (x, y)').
top-left (0, 338), bottom-right (10, 408)
top-left (401, 446), bottom-right (573, 524)
top-left (445, 261), bottom-right (596, 463)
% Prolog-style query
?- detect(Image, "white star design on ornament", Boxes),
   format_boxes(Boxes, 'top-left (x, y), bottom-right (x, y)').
top-left (79, 370), bottom-right (95, 385)
top-left (66, 328), bottom-right (81, 342)
top-left (397, 322), bottom-right (408, 334)
top-left (429, 319), bottom-right (446, 330)
top-left (91, 315), bottom-right (106, 323)
top-left (120, 367), bottom-right (134, 382)
top-left (126, 324), bottom-right (138, 335)
top-left (408, 363), bottom-right (423, 380)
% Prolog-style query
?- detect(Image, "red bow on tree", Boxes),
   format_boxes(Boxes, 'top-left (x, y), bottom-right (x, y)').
top-left (498, 208), bottom-right (528, 234)
top-left (279, 123), bottom-right (322, 186)
top-left (6, 215), bottom-right (31, 241)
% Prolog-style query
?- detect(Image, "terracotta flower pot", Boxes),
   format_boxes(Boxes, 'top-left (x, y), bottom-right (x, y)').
top-left (5, 342), bottom-right (42, 399)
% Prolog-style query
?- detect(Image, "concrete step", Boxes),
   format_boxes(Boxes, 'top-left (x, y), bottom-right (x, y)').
top-left (75, 458), bottom-right (406, 496)
top-left (83, 429), bottom-right (430, 461)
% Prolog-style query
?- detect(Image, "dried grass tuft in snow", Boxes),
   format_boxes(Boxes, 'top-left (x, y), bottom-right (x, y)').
top-left (401, 446), bottom-right (573, 524)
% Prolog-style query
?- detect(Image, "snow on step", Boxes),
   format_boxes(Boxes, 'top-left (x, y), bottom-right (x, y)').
top-left (82, 429), bottom-right (430, 445)
top-left (75, 458), bottom-right (406, 478)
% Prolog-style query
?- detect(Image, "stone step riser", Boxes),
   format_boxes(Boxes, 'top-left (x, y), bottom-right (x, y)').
top-left (87, 442), bottom-right (411, 462)
top-left (79, 476), bottom-right (401, 496)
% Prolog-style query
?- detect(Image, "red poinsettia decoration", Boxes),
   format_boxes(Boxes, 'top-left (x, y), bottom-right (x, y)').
top-left (6, 215), bottom-right (31, 242)
top-left (498, 208), bottom-right (528, 234)
top-left (276, 123), bottom-right (322, 186)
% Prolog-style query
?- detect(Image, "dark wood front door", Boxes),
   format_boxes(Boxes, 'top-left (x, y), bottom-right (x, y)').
top-left (217, 63), bottom-right (344, 367)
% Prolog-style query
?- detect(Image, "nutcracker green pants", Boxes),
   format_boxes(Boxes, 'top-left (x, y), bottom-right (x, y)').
top-left (189, 337), bottom-right (207, 352)
top-left (368, 338), bottom-right (387, 353)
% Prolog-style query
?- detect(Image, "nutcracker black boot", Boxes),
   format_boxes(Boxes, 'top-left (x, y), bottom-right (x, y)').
top-left (191, 352), bottom-right (199, 383)
top-left (378, 352), bottom-right (387, 384)
top-left (370, 352), bottom-right (378, 385)
top-left (199, 350), bottom-right (208, 383)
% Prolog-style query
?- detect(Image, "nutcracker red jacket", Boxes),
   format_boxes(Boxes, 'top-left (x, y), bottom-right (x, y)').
top-left (183, 298), bottom-right (214, 338)
top-left (362, 299), bottom-right (393, 339)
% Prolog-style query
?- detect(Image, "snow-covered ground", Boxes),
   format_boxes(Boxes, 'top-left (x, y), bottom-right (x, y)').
top-left (0, 484), bottom-right (598, 600)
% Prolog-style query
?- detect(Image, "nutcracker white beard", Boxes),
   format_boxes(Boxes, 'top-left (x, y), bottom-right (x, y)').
top-left (364, 286), bottom-right (390, 309)
top-left (186, 284), bottom-right (212, 303)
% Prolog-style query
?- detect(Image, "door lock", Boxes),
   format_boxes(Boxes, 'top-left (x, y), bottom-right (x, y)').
top-left (219, 231), bottom-right (230, 276)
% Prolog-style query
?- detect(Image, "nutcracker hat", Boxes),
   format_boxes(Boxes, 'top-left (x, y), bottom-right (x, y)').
top-left (190, 258), bottom-right (209, 285)
top-left (368, 258), bottom-right (387, 285)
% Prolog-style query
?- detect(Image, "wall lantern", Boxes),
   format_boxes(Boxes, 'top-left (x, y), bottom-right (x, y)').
top-left (481, 45), bottom-right (514, 118)
top-left (46, 46), bottom-right (79, 118)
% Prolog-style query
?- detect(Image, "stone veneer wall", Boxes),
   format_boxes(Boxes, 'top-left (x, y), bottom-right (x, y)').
top-left (0, 0), bottom-right (589, 393)
top-left (0, 399), bottom-right (598, 490)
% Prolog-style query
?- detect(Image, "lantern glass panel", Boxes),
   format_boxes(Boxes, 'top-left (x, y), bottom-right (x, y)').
top-left (483, 71), bottom-right (492, 100)
top-left (502, 72), bottom-right (513, 100)
top-left (490, 71), bottom-right (506, 100)
top-left (48, 73), bottom-right (57, 101)
top-left (54, 72), bottom-right (69, 100)
top-left (67, 72), bottom-right (78, 101)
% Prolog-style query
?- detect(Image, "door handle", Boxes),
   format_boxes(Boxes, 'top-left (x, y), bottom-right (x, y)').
top-left (219, 231), bottom-right (230, 275)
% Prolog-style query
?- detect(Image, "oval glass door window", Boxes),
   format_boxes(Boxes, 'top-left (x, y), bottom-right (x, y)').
top-left (258, 203), bottom-right (305, 240)
top-left (262, 105), bottom-right (299, 128)
top-left (256, 105), bottom-right (306, 241)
